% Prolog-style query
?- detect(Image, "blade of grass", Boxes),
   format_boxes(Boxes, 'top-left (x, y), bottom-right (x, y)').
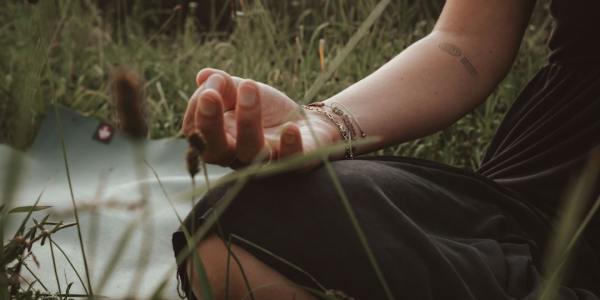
top-left (538, 154), bottom-right (600, 300)
top-left (253, 0), bottom-right (278, 57)
top-left (191, 248), bottom-right (214, 300)
top-left (154, 2), bottom-right (387, 291)
top-left (12, 187), bottom-right (47, 239)
top-left (167, 141), bottom-right (359, 298)
top-left (86, 172), bottom-right (108, 285)
top-left (225, 236), bottom-right (232, 300)
top-left (230, 234), bottom-right (327, 292)
top-left (8, 206), bottom-right (51, 214)
top-left (145, 159), bottom-right (214, 300)
top-left (96, 220), bottom-right (136, 293)
top-left (144, 161), bottom-right (184, 223)
top-left (38, 293), bottom-right (92, 298)
top-left (178, 138), bottom-right (378, 202)
top-left (189, 175), bottom-right (215, 300)
top-left (128, 145), bottom-right (156, 297)
top-left (202, 160), bottom-right (211, 191)
top-left (53, 105), bottom-right (94, 297)
top-left (322, 159), bottom-right (395, 300)
top-left (298, 0), bottom-right (395, 298)
top-left (166, 165), bottom-right (253, 295)
top-left (303, 0), bottom-right (391, 103)
top-left (152, 138), bottom-right (374, 300)
top-left (48, 239), bottom-right (89, 295)
top-left (22, 263), bottom-right (49, 293)
top-left (215, 224), bottom-right (256, 300)
top-left (539, 195), bottom-right (600, 300)
top-left (17, 273), bottom-right (33, 291)
top-left (48, 236), bottom-right (62, 297)
top-left (0, 129), bottom-right (25, 299)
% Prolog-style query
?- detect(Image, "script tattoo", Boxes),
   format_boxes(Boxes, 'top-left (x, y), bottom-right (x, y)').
top-left (438, 42), bottom-right (462, 57)
top-left (438, 42), bottom-right (479, 77)
top-left (459, 57), bottom-right (478, 76)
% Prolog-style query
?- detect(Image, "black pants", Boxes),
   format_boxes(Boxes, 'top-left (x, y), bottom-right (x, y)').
top-left (172, 156), bottom-right (600, 300)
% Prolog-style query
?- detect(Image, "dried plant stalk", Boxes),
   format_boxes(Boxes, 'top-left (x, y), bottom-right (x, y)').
top-left (111, 66), bottom-right (148, 139)
top-left (187, 132), bottom-right (206, 153)
top-left (186, 133), bottom-right (206, 178)
top-left (186, 147), bottom-right (200, 178)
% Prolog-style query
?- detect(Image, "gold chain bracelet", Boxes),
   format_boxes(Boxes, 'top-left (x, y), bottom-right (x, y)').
top-left (303, 102), bottom-right (357, 159)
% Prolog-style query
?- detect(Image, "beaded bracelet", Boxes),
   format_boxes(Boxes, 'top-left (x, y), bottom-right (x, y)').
top-left (330, 101), bottom-right (366, 138)
top-left (303, 102), bottom-right (364, 159)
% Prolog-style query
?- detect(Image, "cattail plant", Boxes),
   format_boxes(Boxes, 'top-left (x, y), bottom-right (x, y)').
top-left (186, 133), bottom-right (206, 178)
top-left (319, 38), bottom-right (326, 72)
top-left (111, 66), bottom-right (148, 139)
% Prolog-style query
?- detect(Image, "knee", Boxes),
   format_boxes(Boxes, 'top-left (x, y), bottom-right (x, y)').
top-left (186, 235), bottom-right (316, 300)
top-left (186, 235), bottom-right (228, 300)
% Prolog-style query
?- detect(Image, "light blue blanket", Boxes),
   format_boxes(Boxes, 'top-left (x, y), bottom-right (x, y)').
top-left (0, 106), bottom-right (231, 298)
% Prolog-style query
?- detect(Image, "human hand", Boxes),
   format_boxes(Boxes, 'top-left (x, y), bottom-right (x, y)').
top-left (182, 68), bottom-right (340, 168)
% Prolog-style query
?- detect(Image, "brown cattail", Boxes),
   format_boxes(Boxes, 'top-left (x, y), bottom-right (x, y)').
top-left (111, 66), bottom-right (148, 139)
top-left (185, 132), bottom-right (206, 177)
top-left (186, 147), bottom-right (200, 178)
top-left (187, 132), bottom-right (206, 153)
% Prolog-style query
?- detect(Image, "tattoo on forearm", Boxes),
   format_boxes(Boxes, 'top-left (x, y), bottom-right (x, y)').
top-left (438, 42), bottom-right (479, 77)
top-left (438, 42), bottom-right (462, 57)
top-left (459, 57), bottom-right (478, 77)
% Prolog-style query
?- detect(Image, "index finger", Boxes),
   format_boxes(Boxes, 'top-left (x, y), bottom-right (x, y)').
top-left (196, 68), bottom-right (238, 111)
top-left (182, 71), bottom-right (232, 136)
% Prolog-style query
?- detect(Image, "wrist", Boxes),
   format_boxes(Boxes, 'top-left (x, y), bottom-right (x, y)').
top-left (303, 102), bottom-right (361, 159)
top-left (303, 109), bottom-right (343, 146)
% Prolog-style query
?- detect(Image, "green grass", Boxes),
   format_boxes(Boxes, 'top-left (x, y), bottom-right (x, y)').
top-left (3, 0), bottom-right (585, 300)
top-left (0, 0), bottom-right (550, 169)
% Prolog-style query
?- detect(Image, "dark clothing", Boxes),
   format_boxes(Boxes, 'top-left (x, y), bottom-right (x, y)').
top-left (479, 0), bottom-right (600, 259)
top-left (547, 0), bottom-right (600, 64)
top-left (479, 65), bottom-right (600, 210)
top-left (478, 63), bottom-right (600, 255)
top-left (482, 0), bottom-right (600, 209)
top-left (173, 1), bottom-right (600, 299)
top-left (174, 158), bottom-right (599, 300)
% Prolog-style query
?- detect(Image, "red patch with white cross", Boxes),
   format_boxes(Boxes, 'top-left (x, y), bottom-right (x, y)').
top-left (93, 122), bottom-right (115, 144)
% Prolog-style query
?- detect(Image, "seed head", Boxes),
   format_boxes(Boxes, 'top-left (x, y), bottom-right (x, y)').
top-left (111, 66), bottom-right (148, 139)
top-left (187, 133), bottom-right (206, 153)
top-left (186, 147), bottom-right (200, 178)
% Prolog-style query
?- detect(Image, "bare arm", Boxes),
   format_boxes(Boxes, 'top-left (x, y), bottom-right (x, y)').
top-left (323, 0), bottom-right (536, 153)
top-left (182, 0), bottom-right (537, 167)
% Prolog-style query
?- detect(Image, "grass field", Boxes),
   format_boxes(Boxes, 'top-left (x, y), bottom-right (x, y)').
top-left (0, 0), bottom-right (552, 169)
top-left (6, 1), bottom-right (595, 300)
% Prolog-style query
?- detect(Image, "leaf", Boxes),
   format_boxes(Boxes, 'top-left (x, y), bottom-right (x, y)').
top-left (9, 205), bottom-right (51, 214)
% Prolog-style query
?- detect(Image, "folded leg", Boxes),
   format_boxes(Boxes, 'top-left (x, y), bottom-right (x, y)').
top-left (173, 157), bottom-right (600, 299)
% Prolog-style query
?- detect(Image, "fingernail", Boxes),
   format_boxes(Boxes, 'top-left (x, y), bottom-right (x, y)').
top-left (205, 75), bottom-right (222, 91)
top-left (200, 97), bottom-right (217, 116)
top-left (283, 131), bottom-right (296, 144)
top-left (239, 87), bottom-right (257, 107)
top-left (190, 87), bottom-right (202, 101)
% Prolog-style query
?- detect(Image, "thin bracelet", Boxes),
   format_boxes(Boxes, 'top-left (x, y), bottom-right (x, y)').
top-left (303, 103), bottom-right (354, 159)
top-left (330, 101), bottom-right (366, 138)
top-left (305, 101), bottom-right (368, 158)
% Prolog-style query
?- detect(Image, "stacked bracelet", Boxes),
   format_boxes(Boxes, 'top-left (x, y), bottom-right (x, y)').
top-left (330, 102), bottom-right (366, 138)
top-left (302, 102), bottom-right (366, 159)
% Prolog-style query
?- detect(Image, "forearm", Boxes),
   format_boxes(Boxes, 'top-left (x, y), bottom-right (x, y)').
top-left (321, 30), bottom-right (518, 154)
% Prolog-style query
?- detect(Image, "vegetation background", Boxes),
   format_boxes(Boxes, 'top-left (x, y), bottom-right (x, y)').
top-left (1, 0), bottom-right (570, 299)
top-left (0, 0), bottom-right (552, 169)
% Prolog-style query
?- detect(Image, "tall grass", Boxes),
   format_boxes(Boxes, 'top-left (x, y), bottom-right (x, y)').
top-left (0, 0), bottom-right (550, 169)
top-left (2, 1), bottom-right (585, 300)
